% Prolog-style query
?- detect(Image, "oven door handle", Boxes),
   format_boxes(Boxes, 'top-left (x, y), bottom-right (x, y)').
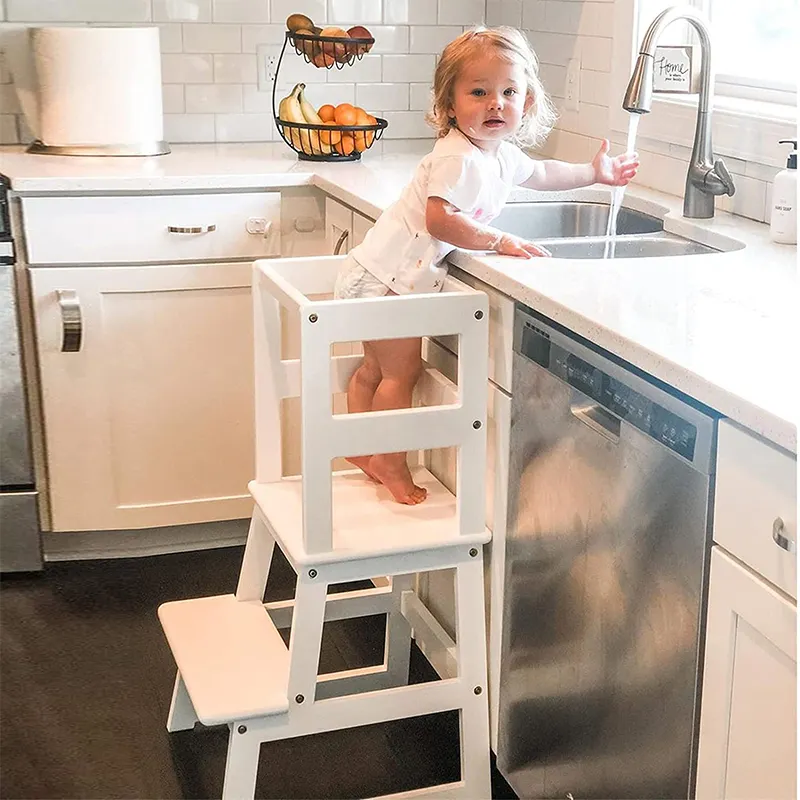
top-left (56, 290), bottom-right (82, 352)
top-left (570, 394), bottom-right (621, 444)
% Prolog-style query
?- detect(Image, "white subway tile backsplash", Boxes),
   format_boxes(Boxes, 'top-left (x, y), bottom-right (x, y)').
top-left (382, 53), bottom-right (434, 82)
top-left (0, 81), bottom-right (19, 112)
top-left (356, 82), bottom-right (408, 110)
top-left (278, 53), bottom-right (328, 83)
top-left (437, 0), bottom-right (484, 26)
top-left (301, 81), bottom-right (355, 107)
top-left (215, 111), bottom-right (274, 141)
top-left (368, 25), bottom-right (409, 53)
top-left (213, 0), bottom-right (270, 23)
top-left (242, 23), bottom-right (284, 51)
top-left (329, 0), bottom-right (382, 25)
top-left (487, 0), bottom-right (521, 28)
top-left (528, 31), bottom-right (579, 67)
top-left (270, 0), bottom-right (325, 27)
top-left (539, 63), bottom-right (567, 99)
top-left (382, 109), bottom-right (431, 137)
top-left (183, 22), bottom-right (241, 52)
top-left (579, 68), bottom-right (609, 107)
top-left (0, 0), bottom-right (6, 21)
top-left (409, 82), bottom-right (432, 111)
top-left (214, 53), bottom-right (257, 82)
top-left (161, 53), bottom-right (214, 82)
top-left (409, 25), bottom-right (460, 53)
top-left (0, 54), bottom-right (11, 83)
top-left (0, 113), bottom-right (18, 143)
top-left (186, 82), bottom-right (243, 112)
top-left (522, 0), bottom-right (546, 32)
top-left (157, 23), bottom-right (184, 52)
top-left (718, 172), bottom-right (767, 222)
top-left (242, 83), bottom-right (272, 112)
top-left (579, 35), bottom-right (612, 71)
top-left (164, 112), bottom-right (215, 141)
top-left (328, 53), bottom-right (381, 83)
top-left (162, 84), bottom-right (186, 113)
top-left (154, 0), bottom-right (211, 22)
top-left (6, 0), bottom-right (151, 22)
top-left (384, 0), bottom-right (435, 25)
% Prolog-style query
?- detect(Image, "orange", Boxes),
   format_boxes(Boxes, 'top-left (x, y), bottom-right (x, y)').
top-left (335, 133), bottom-right (355, 156)
top-left (318, 104), bottom-right (336, 122)
top-left (333, 103), bottom-right (358, 126)
top-left (365, 114), bottom-right (377, 147)
top-left (320, 120), bottom-right (342, 146)
top-left (353, 108), bottom-right (370, 152)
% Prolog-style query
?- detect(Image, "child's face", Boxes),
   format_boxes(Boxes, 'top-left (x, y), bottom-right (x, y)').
top-left (447, 52), bottom-right (532, 151)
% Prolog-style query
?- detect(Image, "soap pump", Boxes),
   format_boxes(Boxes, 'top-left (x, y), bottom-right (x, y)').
top-left (770, 139), bottom-right (797, 245)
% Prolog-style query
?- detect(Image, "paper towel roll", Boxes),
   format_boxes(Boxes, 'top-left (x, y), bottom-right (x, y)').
top-left (31, 26), bottom-right (166, 151)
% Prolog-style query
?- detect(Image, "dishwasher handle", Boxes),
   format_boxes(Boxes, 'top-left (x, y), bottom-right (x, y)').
top-left (570, 395), bottom-right (621, 444)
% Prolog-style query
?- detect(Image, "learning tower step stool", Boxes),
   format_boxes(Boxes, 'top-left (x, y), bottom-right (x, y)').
top-left (158, 255), bottom-right (492, 799)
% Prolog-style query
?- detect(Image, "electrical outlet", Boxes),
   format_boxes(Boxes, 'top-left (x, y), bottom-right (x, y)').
top-left (565, 58), bottom-right (580, 111)
top-left (257, 43), bottom-right (280, 92)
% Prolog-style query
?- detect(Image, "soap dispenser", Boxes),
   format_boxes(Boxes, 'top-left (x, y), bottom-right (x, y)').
top-left (770, 139), bottom-right (797, 245)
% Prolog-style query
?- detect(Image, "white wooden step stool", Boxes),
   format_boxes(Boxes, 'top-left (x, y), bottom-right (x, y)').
top-left (158, 255), bottom-right (492, 799)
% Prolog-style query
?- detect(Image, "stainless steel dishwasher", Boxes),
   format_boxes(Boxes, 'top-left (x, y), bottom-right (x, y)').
top-left (497, 305), bottom-right (717, 800)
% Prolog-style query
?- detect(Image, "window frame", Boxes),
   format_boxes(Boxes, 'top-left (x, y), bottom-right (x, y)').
top-left (609, 0), bottom-right (797, 168)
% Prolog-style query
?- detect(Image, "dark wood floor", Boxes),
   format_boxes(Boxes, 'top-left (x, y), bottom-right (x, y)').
top-left (1, 546), bottom-right (514, 799)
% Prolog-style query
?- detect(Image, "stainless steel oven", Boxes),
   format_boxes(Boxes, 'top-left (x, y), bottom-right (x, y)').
top-left (0, 175), bottom-right (42, 572)
top-left (497, 305), bottom-right (717, 799)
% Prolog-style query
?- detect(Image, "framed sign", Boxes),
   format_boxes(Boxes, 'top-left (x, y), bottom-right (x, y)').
top-left (653, 45), bottom-right (699, 93)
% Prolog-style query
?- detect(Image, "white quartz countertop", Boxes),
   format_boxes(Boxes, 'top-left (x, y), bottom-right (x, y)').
top-left (1, 142), bottom-right (796, 452)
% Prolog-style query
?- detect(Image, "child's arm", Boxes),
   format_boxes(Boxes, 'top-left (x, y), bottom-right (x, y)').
top-left (426, 197), bottom-right (550, 259)
top-left (522, 139), bottom-right (639, 191)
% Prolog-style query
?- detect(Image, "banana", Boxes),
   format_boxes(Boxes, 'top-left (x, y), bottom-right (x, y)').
top-left (298, 85), bottom-right (332, 155)
top-left (278, 83), bottom-right (311, 154)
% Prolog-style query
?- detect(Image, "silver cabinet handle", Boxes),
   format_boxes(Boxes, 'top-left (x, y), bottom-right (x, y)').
top-left (167, 224), bottom-right (217, 234)
top-left (772, 517), bottom-right (796, 554)
top-left (56, 290), bottom-right (82, 352)
top-left (333, 229), bottom-right (349, 255)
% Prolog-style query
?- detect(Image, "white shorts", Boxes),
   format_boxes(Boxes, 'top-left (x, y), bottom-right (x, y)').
top-left (333, 255), bottom-right (391, 300)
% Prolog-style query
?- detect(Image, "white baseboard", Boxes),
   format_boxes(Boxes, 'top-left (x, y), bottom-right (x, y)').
top-left (42, 518), bottom-right (249, 562)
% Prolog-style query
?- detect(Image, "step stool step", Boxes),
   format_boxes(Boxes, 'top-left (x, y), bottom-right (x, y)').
top-left (158, 594), bottom-right (289, 725)
top-left (249, 466), bottom-right (490, 567)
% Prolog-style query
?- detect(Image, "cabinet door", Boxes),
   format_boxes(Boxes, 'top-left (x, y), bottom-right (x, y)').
top-left (325, 197), bottom-right (352, 254)
top-left (351, 210), bottom-right (374, 248)
top-left (696, 547), bottom-right (797, 800)
top-left (30, 263), bottom-right (254, 532)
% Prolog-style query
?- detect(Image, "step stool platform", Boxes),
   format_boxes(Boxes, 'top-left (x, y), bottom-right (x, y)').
top-left (158, 594), bottom-right (290, 725)
top-left (249, 466), bottom-right (490, 567)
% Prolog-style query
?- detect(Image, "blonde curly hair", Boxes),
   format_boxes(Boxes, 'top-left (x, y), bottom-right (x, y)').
top-left (425, 27), bottom-right (557, 149)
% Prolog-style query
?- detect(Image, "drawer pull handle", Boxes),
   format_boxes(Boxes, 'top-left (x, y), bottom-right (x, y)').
top-left (56, 290), bottom-right (82, 352)
top-left (772, 517), bottom-right (796, 554)
top-left (167, 225), bottom-right (217, 234)
top-left (333, 229), bottom-right (349, 255)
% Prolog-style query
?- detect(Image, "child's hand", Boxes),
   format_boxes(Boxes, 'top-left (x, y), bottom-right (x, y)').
top-left (493, 232), bottom-right (551, 259)
top-left (592, 139), bottom-right (639, 186)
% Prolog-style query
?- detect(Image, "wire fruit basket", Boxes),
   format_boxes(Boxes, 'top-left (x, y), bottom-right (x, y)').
top-left (273, 30), bottom-right (388, 162)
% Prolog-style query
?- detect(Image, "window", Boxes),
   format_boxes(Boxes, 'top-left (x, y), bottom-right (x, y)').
top-left (637, 0), bottom-right (798, 106)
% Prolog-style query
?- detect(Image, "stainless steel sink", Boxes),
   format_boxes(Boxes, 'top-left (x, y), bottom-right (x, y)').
top-left (542, 233), bottom-right (720, 259)
top-left (492, 201), bottom-right (663, 239)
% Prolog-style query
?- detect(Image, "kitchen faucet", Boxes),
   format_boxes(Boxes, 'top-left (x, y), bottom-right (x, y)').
top-left (623, 5), bottom-right (735, 219)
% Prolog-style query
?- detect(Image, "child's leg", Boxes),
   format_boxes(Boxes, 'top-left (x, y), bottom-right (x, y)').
top-left (367, 337), bottom-right (427, 505)
top-left (345, 341), bottom-right (382, 480)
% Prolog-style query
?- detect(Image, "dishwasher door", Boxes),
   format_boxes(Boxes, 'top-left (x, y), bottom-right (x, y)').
top-left (497, 347), bottom-right (712, 800)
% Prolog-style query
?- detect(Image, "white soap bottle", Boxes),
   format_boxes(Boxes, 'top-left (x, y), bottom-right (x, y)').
top-left (770, 139), bottom-right (797, 245)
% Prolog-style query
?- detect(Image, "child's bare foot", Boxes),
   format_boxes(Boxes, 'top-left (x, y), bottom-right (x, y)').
top-left (346, 456), bottom-right (381, 482)
top-left (369, 455), bottom-right (428, 505)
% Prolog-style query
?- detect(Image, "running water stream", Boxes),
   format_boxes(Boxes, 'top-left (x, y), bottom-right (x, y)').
top-left (603, 115), bottom-right (641, 259)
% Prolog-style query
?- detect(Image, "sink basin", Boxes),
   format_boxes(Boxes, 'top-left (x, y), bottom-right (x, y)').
top-left (542, 233), bottom-right (720, 259)
top-left (492, 201), bottom-right (663, 239)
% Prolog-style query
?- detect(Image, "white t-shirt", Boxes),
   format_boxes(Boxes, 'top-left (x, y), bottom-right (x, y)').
top-left (350, 128), bottom-right (537, 294)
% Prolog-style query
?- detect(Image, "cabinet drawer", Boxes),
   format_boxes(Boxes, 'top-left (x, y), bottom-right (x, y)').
top-left (437, 267), bottom-right (514, 392)
top-left (715, 420), bottom-right (797, 599)
top-left (21, 192), bottom-right (281, 265)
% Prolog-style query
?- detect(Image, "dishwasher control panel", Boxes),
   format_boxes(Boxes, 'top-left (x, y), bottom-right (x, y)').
top-left (519, 319), bottom-right (698, 461)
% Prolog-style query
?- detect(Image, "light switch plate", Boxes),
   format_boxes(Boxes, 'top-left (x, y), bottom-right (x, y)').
top-left (565, 58), bottom-right (580, 111)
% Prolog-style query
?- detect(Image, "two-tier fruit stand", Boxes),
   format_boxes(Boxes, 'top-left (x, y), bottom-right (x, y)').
top-left (272, 30), bottom-right (389, 161)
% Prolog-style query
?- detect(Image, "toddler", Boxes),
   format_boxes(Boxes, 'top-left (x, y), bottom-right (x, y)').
top-left (334, 26), bottom-right (639, 505)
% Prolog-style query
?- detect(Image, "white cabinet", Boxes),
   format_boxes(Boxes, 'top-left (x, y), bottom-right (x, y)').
top-left (29, 262), bottom-right (255, 531)
top-left (696, 420), bottom-right (797, 800)
top-left (696, 547), bottom-right (797, 800)
top-left (324, 196), bottom-right (374, 254)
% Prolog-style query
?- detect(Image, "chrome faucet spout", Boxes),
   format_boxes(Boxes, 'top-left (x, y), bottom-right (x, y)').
top-left (623, 5), bottom-right (735, 218)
